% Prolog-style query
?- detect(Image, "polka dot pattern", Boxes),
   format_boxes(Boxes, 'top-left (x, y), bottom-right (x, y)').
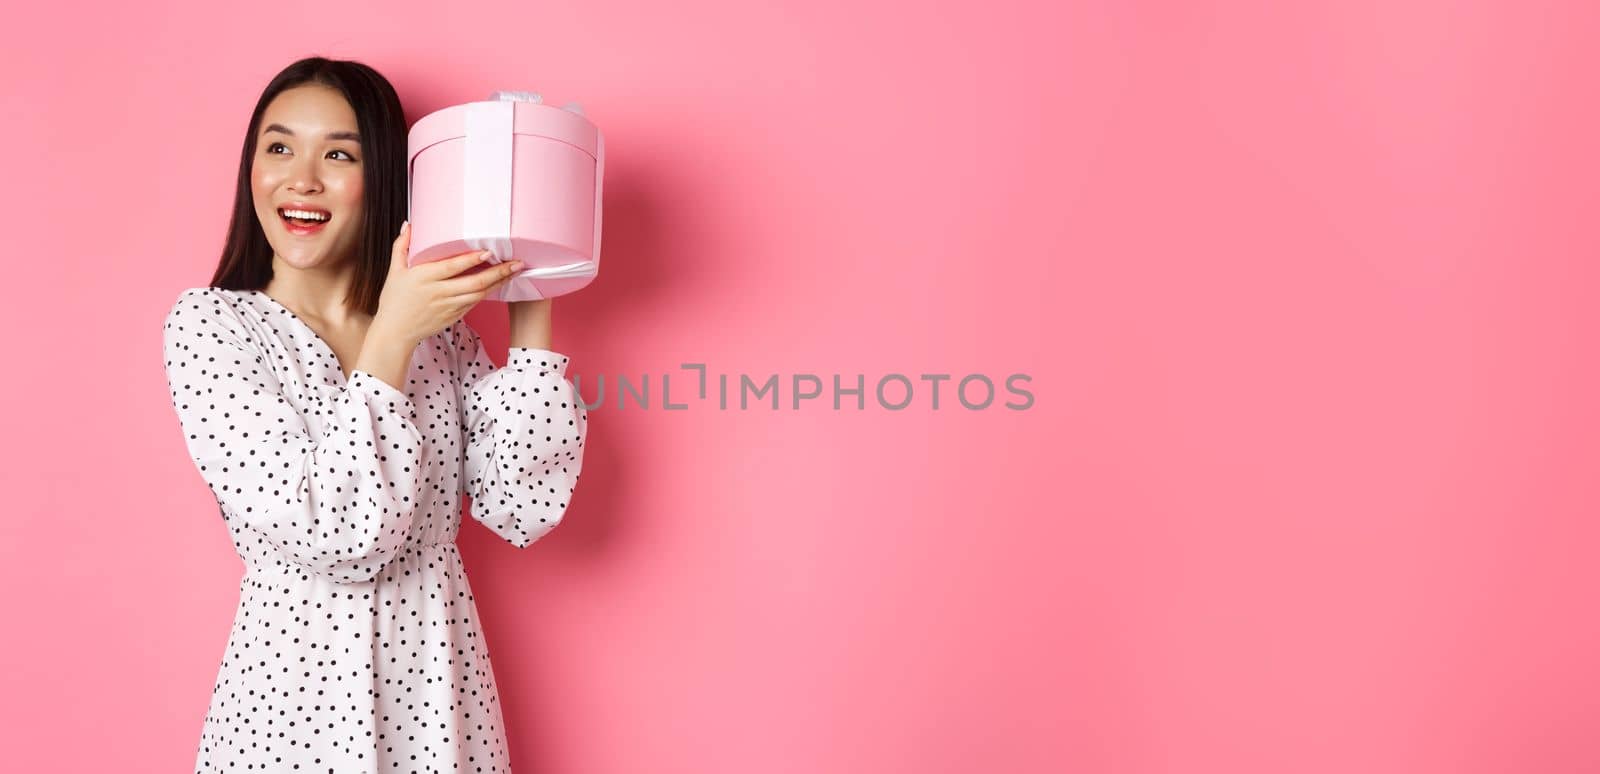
top-left (161, 286), bottom-right (588, 771)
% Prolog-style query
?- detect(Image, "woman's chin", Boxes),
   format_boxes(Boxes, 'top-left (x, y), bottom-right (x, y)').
top-left (270, 245), bottom-right (343, 270)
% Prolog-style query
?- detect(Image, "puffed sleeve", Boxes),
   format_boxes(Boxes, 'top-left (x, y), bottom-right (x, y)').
top-left (454, 321), bottom-right (588, 548)
top-left (161, 288), bottom-right (426, 583)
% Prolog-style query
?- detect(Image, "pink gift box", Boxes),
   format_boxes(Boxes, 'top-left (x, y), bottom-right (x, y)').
top-left (406, 91), bottom-right (605, 301)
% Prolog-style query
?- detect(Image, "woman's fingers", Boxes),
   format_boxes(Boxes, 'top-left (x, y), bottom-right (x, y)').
top-left (390, 221), bottom-right (412, 269)
top-left (445, 264), bottom-right (519, 305)
top-left (437, 258), bottom-right (524, 296)
top-left (445, 290), bottom-right (493, 309)
top-left (444, 272), bottom-right (516, 310)
top-left (413, 248), bottom-right (496, 279)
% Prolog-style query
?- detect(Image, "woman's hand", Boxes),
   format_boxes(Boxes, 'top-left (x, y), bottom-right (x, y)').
top-left (373, 221), bottom-right (525, 346)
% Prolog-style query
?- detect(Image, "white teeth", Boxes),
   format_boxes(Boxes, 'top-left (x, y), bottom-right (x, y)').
top-left (280, 208), bottom-right (330, 222)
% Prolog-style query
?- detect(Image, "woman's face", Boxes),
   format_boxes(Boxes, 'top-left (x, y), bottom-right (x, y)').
top-left (251, 84), bottom-right (365, 272)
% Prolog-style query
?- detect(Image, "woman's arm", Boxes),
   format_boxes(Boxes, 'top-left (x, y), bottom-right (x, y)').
top-left (507, 298), bottom-right (553, 350)
top-left (355, 316), bottom-right (422, 394)
top-left (455, 313), bottom-right (587, 548)
top-left (162, 288), bottom-right (426, 583)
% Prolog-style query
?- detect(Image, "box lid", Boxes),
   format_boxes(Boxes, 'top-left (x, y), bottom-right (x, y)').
top-left (407, 97), bottom-right (601, 162)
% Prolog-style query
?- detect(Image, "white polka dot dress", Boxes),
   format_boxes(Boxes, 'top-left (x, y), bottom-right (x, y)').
top-left (161, 286), bottom-right (587, 772)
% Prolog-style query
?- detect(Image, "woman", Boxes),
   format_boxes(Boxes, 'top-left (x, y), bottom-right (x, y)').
top-left (161, 56), bottom-right (588, 771)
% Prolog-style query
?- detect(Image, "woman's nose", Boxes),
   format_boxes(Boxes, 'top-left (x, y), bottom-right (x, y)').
top-left (286, 158), bottom-right (323, 194)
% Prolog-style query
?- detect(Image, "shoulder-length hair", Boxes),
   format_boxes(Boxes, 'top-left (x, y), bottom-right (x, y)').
top-left (209, 56), bottom-right (407, 316)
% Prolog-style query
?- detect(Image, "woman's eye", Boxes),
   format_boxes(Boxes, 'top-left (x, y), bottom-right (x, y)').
top-left (263, 143), bottom-right (354, 161)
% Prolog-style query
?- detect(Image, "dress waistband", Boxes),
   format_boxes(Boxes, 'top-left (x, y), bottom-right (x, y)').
top-left (242, 537), bottom-right (460, 584)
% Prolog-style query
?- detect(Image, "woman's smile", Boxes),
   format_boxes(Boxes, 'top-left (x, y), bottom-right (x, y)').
top-left (278, 202), bottom-right (332, 236)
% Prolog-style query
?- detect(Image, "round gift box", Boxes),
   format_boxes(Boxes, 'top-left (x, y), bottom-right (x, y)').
top-left (406, 94), bottom-right (604, 301)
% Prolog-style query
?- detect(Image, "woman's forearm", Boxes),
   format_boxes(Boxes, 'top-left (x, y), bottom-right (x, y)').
top-left (356, 322), bottom-right (421, 392)
top-left (507, 299), bottom-right (554, 351)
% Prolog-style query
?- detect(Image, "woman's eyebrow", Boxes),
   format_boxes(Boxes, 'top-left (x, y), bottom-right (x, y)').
top-left (262, 123), bottom-right (362, 142)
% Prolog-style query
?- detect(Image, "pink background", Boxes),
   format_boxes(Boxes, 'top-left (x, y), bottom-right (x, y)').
top-left (4, 1), bottom-right (1597, 772)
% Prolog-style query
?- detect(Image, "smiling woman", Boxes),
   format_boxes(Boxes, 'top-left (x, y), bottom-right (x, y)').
top-left (209, 58), bottom-right (407, 315)
top-left (163, 56), bottom-right (589, 773)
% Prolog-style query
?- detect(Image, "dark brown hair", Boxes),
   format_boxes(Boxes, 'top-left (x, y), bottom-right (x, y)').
top-left (209, 56), bottom-right (407, 315)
